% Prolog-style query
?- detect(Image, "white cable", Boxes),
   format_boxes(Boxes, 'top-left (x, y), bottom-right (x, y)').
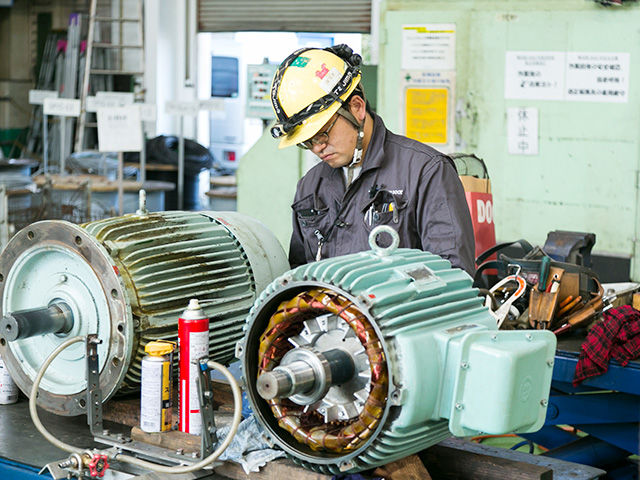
top-left (29, 335), bottom-right (85, 455)
top-left (29, 336), bottom-right (244, 475)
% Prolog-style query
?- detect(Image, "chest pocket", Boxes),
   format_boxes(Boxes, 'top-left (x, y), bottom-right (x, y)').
top-left (361, 189), bottom-right (407, 230)
top-left (293, 194), bottom-right (333, 262)
top-left (293, 194), bottom-right (331, 228)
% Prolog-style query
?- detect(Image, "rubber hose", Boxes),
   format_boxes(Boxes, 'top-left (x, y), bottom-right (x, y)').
top-left (29, 336), bottom-right (243, 475)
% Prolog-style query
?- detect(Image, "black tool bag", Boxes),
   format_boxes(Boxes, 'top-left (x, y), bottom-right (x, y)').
top-left (474, 239), bottom-right (600, 298)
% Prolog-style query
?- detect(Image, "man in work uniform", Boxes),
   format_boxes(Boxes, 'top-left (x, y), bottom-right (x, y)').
top-left (270, 44), bottom-right (475, 275)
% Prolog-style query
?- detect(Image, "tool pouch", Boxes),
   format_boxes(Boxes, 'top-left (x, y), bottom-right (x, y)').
top-left (474, 239), bottom-right (600, 300)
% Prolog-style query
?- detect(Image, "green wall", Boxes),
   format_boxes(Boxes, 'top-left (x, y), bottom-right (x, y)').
top-left (379, 0), bottom-right (640, 279)
top-left (236, 127), bottom-right (303, 258)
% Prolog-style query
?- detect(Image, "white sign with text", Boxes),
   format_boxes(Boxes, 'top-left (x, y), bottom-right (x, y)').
top-left (165, 100), bottom-right (200, 117)
top-left (96, 91), bottom-right (135, 105)
top-left (565, 52), bottom-right (630, 103)
top-left (504, 52), bottom-right (565, 101)
top-left (401, 24), bottom-right (456, 71)
top-left (43, 98), bottom-right (81, 117)
top-left (97, 106), bottom-right (143, 152)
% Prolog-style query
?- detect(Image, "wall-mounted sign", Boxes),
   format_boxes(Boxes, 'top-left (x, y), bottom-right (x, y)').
top-left (507, 107), bottom-right (539, 156)
top-left (565, 52), bottom-right (629, 103)
top-left (401, 71), bottom-right (456, 152)
top-left (504, 52), bottom-right (565, 101)
top-left (405, 87), bottom-right (449, 145)
top-left (402, 24), bottom-right (456, 71)
top-left (505, 51), bottom-right (630, 104)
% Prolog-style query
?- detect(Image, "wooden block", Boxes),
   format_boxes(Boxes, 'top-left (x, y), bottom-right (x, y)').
top-left (131, 426), bottom-right (200, 454)
top-left (420, 444), bottom-right (552, 480)
top-left (373, 454), bottom-right (433, 480)
top-left (102, 394), bottom-right (142, 427)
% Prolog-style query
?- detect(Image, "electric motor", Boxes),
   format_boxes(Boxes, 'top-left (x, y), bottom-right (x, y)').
top-left (238, 227), bottom-right (556, 474)
top-left (0, 210), bottom-right (289, 416)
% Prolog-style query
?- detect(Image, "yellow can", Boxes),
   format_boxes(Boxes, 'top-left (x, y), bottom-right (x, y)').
top-left (140, 340), bottom-right (176, 433)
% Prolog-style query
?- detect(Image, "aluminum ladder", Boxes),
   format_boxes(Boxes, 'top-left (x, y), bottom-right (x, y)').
top-left (75, 0), bottom-right (145, 152)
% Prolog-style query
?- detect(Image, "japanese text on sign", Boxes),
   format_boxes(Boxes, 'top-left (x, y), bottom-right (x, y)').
top-left (505, 51), bottom-right (630, 103)
top-left (405, 87), bottom-right (449, 144)
top-left (504, 52), bottom-right (565, 101)
top-left (507, 107), bottom-right (538, 156)
top-left (565, 52), bottom-right (629, 103)
top-left (401, 24), bottom-right (456, 70)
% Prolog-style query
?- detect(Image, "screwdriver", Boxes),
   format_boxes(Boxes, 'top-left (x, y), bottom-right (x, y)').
top-left (538, 256), bottom-right (551, 292)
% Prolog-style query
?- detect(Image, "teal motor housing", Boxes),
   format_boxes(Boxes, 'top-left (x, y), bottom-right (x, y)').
top-left (238, 226), bottom-right (556, 474)
top-left (0, 211), bottom-right (289, 416)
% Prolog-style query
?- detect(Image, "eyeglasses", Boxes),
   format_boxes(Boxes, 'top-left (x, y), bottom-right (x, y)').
top-left (297, 115), bottom-right (340, 150)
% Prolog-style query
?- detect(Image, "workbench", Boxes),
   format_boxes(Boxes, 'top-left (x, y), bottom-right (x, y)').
top-left (523, 334), bottom-right (640, 480)
top-left (0, 391), bottom-right (606, 480)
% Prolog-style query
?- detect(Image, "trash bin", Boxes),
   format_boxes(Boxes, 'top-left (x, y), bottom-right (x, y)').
top-left (125, 135), bottom-right (214, 210)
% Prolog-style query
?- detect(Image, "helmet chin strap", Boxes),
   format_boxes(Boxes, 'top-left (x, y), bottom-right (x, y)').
top-left (337, 107), bottom-right (365, 168)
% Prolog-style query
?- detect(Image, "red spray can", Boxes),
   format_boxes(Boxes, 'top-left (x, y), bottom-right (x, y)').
top-left (178, 298), bottom-right (209, 434)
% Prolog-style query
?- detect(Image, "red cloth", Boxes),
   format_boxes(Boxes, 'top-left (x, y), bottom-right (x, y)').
top-left (573, 305), bottom-right (640, 386)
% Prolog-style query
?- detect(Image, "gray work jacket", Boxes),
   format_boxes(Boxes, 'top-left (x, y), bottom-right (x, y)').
top-left (288, 113), bottom-right (476, 275)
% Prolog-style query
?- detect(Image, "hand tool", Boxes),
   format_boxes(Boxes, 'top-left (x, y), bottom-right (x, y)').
top-left (538, 256), bottom-right (551, 291)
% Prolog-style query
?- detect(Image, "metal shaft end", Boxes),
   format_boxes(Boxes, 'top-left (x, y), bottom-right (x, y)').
top-left (0, 315), bottom-right (20, 342)
top-left (257, 370), bottom-right (294, 400)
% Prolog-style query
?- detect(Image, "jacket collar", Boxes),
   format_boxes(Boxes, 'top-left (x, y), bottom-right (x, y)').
top-left (322, 112), bottom-right (388, 181)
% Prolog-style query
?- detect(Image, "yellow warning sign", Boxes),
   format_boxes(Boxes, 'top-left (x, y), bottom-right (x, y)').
top-left (405, 88), bottom-right (448, 144)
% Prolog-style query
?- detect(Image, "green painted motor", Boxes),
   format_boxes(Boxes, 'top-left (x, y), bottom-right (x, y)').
top-left (0, 210), bottom-right (289, 416)
top-left (238, 226), bottom-right (556, 474)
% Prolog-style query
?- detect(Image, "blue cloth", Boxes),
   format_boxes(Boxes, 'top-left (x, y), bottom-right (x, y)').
top-left (241, 391), bottom-right (253, 419)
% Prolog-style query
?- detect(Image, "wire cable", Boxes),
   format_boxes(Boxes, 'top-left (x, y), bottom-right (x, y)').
top-left (29, 335), bottom-right (243, 475)
top-left (510, 440), bottom-right (535, 454)
top-left (29, 335), bottom-right (86, 454)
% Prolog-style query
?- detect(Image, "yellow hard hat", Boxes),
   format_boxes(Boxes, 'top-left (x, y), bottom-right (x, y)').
top-left (270, 45), bottom-right (362, 149)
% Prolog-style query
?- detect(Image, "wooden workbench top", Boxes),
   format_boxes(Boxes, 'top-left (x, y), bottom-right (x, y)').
top-left (32, 174), bottom-right (174, 192)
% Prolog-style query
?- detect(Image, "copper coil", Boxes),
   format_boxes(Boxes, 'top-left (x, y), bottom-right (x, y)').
top-left (256, 288), bottom-right (389, 453)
